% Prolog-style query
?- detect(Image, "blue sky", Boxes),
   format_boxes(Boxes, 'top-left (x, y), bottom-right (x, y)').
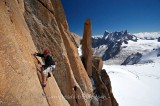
top-left (61, 0), bottom-right (160, 36)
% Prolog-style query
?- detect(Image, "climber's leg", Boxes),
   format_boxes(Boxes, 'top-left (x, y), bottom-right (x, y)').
top-left (41, 66), bottom-right (51, 87)
top-left (36, 64), bottom-right (42, 72)
top-left (42, 72), bottom-right (47, 87)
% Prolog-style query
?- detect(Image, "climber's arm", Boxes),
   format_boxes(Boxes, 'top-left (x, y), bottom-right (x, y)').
top-left (33, 52), bottom-right (44, 57)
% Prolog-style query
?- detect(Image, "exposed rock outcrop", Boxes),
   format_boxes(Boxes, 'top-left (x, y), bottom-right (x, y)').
top-left (121, 52), bottom-right (142, 65)
top-left (158, 37), bottom-right (160, 42)
top-left (101, 69), bottom-right (118, 106)
top-left (59, 24), bottom-right (93, 105)
top-left (92, 57), bottom-right (118, 106)
top-left (92, 67), bottom-right (112, 106)
top-left (70, 32), bottom-right (81, 47)
top-left (82, 19), bottom-right (93, 77)
top-left (92, 57), bottom-right (103, 73)
top-left (81, 20), bottom-right (118, 106)
top-left (157, 48), bottom-right (160, 57)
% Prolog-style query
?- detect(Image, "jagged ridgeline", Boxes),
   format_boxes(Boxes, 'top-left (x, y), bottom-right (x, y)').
top-left (92, 30), bottom-right (137, 60)
top-left (0, 0), bottom-right (117, 106)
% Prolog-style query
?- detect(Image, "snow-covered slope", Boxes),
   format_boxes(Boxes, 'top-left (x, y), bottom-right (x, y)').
top-left (103, 39), bottom-right (160, 106)
top-left (103, 61), bottom-right (160, 106)
top-left (93, 45), bottom-right (108, 57)
top-left (134, 32), bottom-right (160, 39)
top-left (104, 39), bottom-right (160, 65)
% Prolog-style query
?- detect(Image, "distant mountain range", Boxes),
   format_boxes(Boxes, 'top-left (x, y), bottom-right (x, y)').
top-left (92, 30), bottom-right (137, 60)
top-left (92, 31), bottom-right (160, 61)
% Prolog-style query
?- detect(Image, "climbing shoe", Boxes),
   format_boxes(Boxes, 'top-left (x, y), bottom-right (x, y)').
top-left (42, 83), bottom-right (46, 87)
top-left (47, 72), bottom-right (51, 78)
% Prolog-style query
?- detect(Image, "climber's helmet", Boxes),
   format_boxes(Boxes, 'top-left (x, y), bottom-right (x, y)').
top-left (43, 49), bottom-right (49, 55)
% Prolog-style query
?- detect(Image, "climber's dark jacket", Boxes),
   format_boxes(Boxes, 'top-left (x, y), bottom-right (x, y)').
top-left (35, 53), bottom-right (55, 68)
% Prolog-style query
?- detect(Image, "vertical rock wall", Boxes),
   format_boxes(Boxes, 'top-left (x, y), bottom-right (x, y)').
top-left (24, 0), bottom-right (93, 105)
top-left (0, 0), bottom-right (93, 105)
top-left (0, 0), bottom-right (68, 105)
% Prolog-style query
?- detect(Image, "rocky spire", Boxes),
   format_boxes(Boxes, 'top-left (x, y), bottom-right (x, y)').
top-left (82, 19), bottom-right (93, 77)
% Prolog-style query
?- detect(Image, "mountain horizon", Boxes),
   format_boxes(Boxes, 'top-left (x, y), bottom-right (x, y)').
top-left (93, 30), bottom-right (160, 37)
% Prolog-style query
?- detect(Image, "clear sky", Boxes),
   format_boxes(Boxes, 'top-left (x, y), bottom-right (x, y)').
top-left (61, 0), bottom-right (160, 36)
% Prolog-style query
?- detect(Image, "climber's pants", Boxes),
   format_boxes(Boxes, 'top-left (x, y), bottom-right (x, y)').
top-left (43, 65), bottom-right (55, 76)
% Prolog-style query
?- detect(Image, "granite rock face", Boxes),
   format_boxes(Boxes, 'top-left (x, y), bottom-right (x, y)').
top-left (0, 0), bottom-right (92, 106)
top-left (101, 69), bottom-right (118, 106)
top-left (81, 19), bottom-right (118, 106)
top-left (70, 32), bottom-right (81, 47)
top-left (0, 0), bottom-right (69, 105)
top-left (82, 19), bottom-right (93, 77)
top-left (92, 57), bottom-right (118, 106)
top-left (24, 0), bottom-right (93, 105)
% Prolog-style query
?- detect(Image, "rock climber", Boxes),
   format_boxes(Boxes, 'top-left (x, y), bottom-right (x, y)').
top-left (33, 49), bottom-right (56, 87)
